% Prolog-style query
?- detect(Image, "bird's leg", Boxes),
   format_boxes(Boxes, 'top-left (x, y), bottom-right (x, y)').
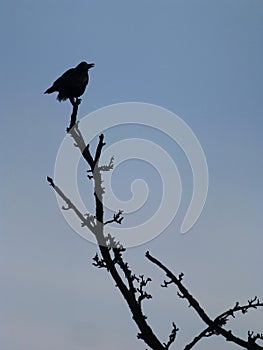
top-left (69, 97), bottom-right (76, 106)
top-left (69, 97), bottom-right (82, 106)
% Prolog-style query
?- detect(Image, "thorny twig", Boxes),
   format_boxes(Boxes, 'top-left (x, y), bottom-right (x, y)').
top-left (163, 322), bottom-right (179, 350)
top-left (146, 251), bottom-right (263, 350)
top-left (48, 102), bottom-right (166, 350)
top-left (104, 210), bottom-right (124, 226)
top-left (47, 97), bottom-right (262, 350)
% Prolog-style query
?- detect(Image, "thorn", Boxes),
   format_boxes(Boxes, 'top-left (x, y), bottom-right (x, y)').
top-left (47, 176), bottom-right (54, 187)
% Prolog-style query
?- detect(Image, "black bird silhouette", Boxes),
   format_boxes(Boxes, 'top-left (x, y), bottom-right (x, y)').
top-left (44, 61), bottom-right (94, 103)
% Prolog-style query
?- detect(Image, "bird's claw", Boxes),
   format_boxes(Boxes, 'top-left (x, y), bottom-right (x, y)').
top-left (70, 97), bottom-right (82, 106)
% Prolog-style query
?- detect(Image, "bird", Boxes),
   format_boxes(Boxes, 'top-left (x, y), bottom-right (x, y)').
top-left (44, 61), bottom-right (94, 103)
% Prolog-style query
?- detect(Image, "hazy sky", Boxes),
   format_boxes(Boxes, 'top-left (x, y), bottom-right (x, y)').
top-left (1, 1), bottom-right (263, 350)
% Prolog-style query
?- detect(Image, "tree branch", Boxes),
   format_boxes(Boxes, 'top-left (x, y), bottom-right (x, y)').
top-left (146, 251), bottom-right (263, 350)
top-left (67, 97), bottom-right (81, 132)
top-left (163, 322), bottom-right (179, 350)
top-left (47, 95), bottom-right (262, 350)
top-left (184, 326), bottom-right (212, 350)
top-left (57, 102), bottom-right (166, 350)
top-left (104, 210), bottom-right (124, 226)
top-left (47, 176), bottom-right (95, 233)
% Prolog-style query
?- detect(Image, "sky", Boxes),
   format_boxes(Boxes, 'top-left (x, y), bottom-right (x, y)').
top-left (1, 1), bottom-right (263, 349)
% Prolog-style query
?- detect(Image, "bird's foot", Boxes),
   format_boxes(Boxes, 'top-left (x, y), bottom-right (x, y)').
top-left (69, 97), bottom-right (75, 106)
top-left (70, 97), bottom-right (82, 106)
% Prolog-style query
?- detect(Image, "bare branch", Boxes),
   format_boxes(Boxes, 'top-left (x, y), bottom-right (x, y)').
top-left (146, 251), bottom-right (263, 350)
top-left (137, 275), bottom-right (152, 305)
top-left (66, 122), bottom-right (166, 349)
top-left (184, 326), bottom-right (212, 350)
top-left (214, 297), bottom-right (263, 327)
top-left (163, 322), bottom-right (179, 350)
top-left (94, 134), bottom-right (106, 167)
top-left (248, 331), bottom-right (263, 345)
top-left (99, 156), bottom-right (114, 172)
top-left (47, 95), bottom-right (263, 350)
top-left (92, 253), bottom-right (107, 269)
top-left (67, 122), bottom-right (94, 170)
top-left (46, 176), bottom-right (95, 233)
top-left (66, 97), bottom-right (81, 131)
top-left (104, 210), bottom-right (124, 226)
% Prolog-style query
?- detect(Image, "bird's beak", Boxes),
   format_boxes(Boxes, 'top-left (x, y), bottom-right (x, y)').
top-left (88, 63), bottom-right (95, 69)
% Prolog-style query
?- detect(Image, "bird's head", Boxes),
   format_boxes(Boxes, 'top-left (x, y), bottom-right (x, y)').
top-left (77, 61), bottom-right (95, 71)
top-left (87, 62), bottom-right (95, 69)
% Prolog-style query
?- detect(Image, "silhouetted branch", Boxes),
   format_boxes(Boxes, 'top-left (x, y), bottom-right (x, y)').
top-left (146, 251), bottom-right (263, 350)
top-left (64, 117), bottom-right (166, 349)
top-left (214, 297), bottom-right (263, 327)
top-left (67, 121), bottom-right (94, 170)
top-left (92, 253), bottom-right (107, 269)
top-left (163, 322), bottom-right (179, 350)
top-left (47, 92), bottom-right (262, 350)
top-left (184, 326), bottom-right (212, 350)
top-left (248, 332), bottom-right (263, 345)
top-left (137, 275), bottom-right (152, 305)
top-left (94, 134), bottom-right (106, 167)
top-left (104, 210), bottom-right (124, 225)
top-left (67, 97), bottom-right (81, 132)
top-left (82, 213), bottom-right (96, 228)
top-left (112, 248), bottom-right (137, 293)
top-left (106, 234), bottom-right (125, 251)
top-left (99, 156), bottom-right (114, 171)
top-left (146, 251), bottom-right (211, 321)
top-left (47, 176), bottom-right (95, 233)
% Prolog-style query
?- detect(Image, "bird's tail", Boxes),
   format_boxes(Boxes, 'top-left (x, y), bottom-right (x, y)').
top-left (56, 93), bottom-right (67, 102)
top-left (44, 86), bottom-right (55, 94)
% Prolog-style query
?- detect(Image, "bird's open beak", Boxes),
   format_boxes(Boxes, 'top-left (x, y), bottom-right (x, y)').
top-left (88, 63), bottom-right (95, 69)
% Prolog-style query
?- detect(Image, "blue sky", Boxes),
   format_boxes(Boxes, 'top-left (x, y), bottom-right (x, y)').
top-left (1, 1), bottom-right (263, 349)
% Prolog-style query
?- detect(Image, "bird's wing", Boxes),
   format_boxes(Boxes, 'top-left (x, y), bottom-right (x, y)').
top-left (51, 67), bottom-right (75, 88)
top-left (52, 67), bottom-right (88, 90)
